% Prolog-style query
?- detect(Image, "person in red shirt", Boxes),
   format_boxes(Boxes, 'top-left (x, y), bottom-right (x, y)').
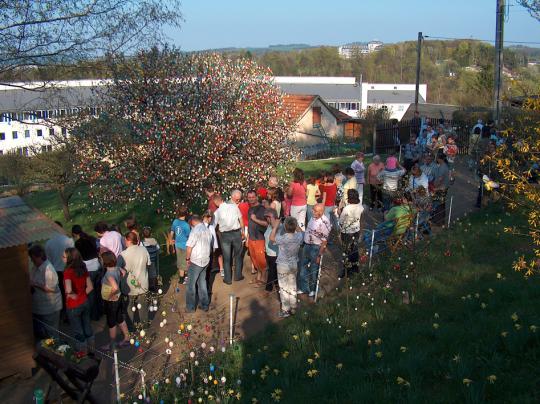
top-left (256, 181), bottom-right (268, 201)
top-left (321, 172), bottom-right (338, 229)
top-left (204, 184), bottom-right (219, 214)
top-left (63, 247), bottom-right (94, 352)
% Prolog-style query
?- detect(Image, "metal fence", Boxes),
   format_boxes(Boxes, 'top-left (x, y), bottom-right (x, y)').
top-left (374, 118), bottom-right (473, 156)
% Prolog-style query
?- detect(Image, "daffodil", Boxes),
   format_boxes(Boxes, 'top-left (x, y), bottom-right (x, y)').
top-left (304, 330), bottom-right (311, 336)
top-left (252, 398), bottom-right (259, 403)
top-left (314, 352), bottom-right (320, 359)
top-left (515, 323), bottom-right (522, 330)
top-left (434, 313), bottom-right (439, 319)
top-left (273, 369), bottom-right (280, 375)
top-left (292, 334), bottom-right (299, 340)
top-left (375, 351), bottom-right (383, 358)
top-left (336, 363), bottom-right (343, 370)
top-left (488, 288), bottom-right (494, 294)
top-left (463, 378), bottom-right (473, 386)
top-left (374, 338), bottom-right (382, 345)
top-left (282, 351), bottom-right (289, 358)
top-left (361, 322), bottom-right (368, 328)
top-left (530, 325), bottom-right (538, 333)
top-left (452, 354), bottom-right (460, 362)
top-left (511, 312), bottom-right (519, 322)
top-left (396, 376), bottom-right (410, 387)
top-left (487, 375), bottom-right (497, 384)
top-left (306, 369), bottom-right (318, 377)
top-left (307, 358), bottom-right (314, 364)
top-left (400, 346), bottom-right (407, 353)
top-left (433, 323), bottom-right (440, 329)
top-left (501, 331), bottom-right (508, 337)
top-left (481, 302), bottom-right (487, 309)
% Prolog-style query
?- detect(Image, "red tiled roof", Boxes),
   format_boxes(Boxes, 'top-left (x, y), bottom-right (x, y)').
top-left (0, 196), bottom-right (65, 249)
top-left (282, 94), bottom-right (317, 120)
top-left (328, 106), bottom-right (359, 122)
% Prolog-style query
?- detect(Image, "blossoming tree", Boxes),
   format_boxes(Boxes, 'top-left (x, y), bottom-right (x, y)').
top-left (75, 48), bottom-right (296, 212)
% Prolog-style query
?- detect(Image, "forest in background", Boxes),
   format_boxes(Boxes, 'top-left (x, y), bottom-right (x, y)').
top-left (2, 40), bottom-right (540, 108)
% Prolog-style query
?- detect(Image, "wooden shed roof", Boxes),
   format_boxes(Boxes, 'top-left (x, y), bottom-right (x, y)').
top-left (0, 196), bottom-right (64, 249)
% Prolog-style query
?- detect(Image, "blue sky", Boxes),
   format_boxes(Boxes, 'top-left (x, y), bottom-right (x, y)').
top-left (168, 0), bottom-right (540, 50)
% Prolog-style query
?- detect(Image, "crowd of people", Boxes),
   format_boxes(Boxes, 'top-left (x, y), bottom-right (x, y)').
top-left (28, 118), bottom-right (503, 353)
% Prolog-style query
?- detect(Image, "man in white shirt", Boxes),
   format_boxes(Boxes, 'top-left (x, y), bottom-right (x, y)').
top-left (213, 194), bottom-right (245, 285)
top-left (95, 221), bottom-right (124, 257)
top-left (299, 204), bottom-right (332, 297)
top-left (44, 222), bottom-right (74, 315)
top-left (185, 215), bottom-right (213, 312)
top-left (119, 232), bottom-right (150, 328)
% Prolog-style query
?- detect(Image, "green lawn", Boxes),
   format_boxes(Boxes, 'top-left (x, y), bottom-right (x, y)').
top-left (296, 155), bottom-right (371, 178)
top-left (234, 205), bottom-right (540, 403)
top-left (126, 204), bottom-right (540, 403)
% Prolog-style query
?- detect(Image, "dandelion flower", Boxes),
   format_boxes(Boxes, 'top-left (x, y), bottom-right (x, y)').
top-left (487, 375), bottom-right (497, 384)
top-left (463, 378), bottom-right (473, 386)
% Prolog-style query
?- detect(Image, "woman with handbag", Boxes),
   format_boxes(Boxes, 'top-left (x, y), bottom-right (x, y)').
top-left (100, 251), bottom-right (130, 350)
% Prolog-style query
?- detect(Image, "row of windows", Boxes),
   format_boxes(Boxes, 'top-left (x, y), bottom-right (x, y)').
top-left (328, 102), bottom-right (360, 111)
top-left (0, 107), bottom-right (103, 123)
top-left (0, 127), bottom-right (67, 141)
top-left (0, 145), bottom-right (53, 156)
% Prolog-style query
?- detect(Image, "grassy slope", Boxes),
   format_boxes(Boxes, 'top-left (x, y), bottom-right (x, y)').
top-left (237, 205), bottom-right (540, 403)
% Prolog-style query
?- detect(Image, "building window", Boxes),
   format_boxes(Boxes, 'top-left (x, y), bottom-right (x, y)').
top-left (12, 131), bottom-right (18, 139)
top-left (49, 128), bottom-right (54, 136)
top-left (37, 129), bottom-right (43, 137)
top-left (381, 105), bottom-right (388, 111)
top-left (25, 129), bottom-right (30, 138)
top-left (312, 106), bottom-right (322, 127)
top-left (61, 127), bottom-right (67, 136)
top-left (339, 102), bottom-right (346, 110)
top-left (23, 147), bottom-right (29, 156)
top-left (0, 133), bottom-right (5, 141)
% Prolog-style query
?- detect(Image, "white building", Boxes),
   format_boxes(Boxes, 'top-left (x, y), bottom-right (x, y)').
top-left (276, 77), bottom-right (427, 121)
top-left (0, 80), bottom-right (105, 155)
top-left (362, 82), bottom-right (428, 121)
top-left (338, 41), bottom-right (383, 59)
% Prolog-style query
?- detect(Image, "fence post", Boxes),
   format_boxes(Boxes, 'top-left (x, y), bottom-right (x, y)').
top-left (414, 212), bottom-right (420, 241)
top-left (140, 369), bottom-right (146, 400)
top-left (447, 196), bottom-right (454, 228)
top-left (113, 349), bottom-right (121, 404)
top-left (229, 294), bottom-right (234, 346)
top-left (314, 254), bottom-right (324, 303)
top-left (368, 229), bottom-right (375, 269)
top-left (372, 125), bottom-right (377, 155)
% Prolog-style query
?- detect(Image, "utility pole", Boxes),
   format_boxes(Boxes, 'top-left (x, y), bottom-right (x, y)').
top-left (493, 0), bottom-right (505, 126)
top-left (415, 32), bottom-right (423, 113)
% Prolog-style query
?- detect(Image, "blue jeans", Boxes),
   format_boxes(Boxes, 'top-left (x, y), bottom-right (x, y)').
top-left (186, 263), bottom-right (209, 312)
top-left (67, 300), bottom-right (93, 351)
top-left (219, 230), bottom-right (243, 284)
top-left (33, 310), bottom-right (60, 341)
top-left (298, 243), bottom-right (321, 293)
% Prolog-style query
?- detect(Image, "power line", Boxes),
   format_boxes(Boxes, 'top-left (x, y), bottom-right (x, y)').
top-left (424, 35), bottom-right (540, 46)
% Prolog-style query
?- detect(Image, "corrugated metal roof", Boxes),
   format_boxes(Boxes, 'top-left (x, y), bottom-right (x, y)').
top-left (0, 196), bottom-right (65, 249)
top-left (278, 83), bottom-right (361, 101)
top-left (0, 86), bottom-right (106, 112)
top-left (367, 90), bottom-right (425, 104)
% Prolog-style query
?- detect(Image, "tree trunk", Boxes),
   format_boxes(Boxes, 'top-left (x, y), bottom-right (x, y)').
top-left (58, 186), bottom-right (72, 222)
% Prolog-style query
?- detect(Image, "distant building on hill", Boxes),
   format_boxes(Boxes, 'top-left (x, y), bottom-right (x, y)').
top-left (338, 41), bottom-right (383, 59)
